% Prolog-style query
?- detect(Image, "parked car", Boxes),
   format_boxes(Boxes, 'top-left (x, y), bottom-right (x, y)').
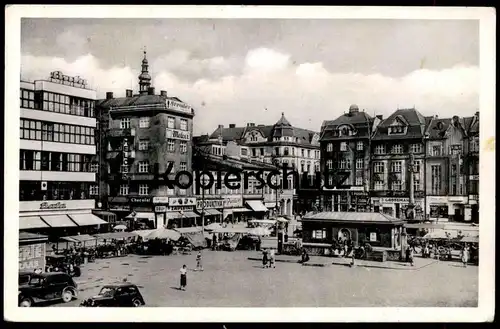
top-left (18, 272), bottom-right (78, 307)
top-left (45, 255), bottom-right (81, 277)
top-left (80, 283), bottom-right (145, 307)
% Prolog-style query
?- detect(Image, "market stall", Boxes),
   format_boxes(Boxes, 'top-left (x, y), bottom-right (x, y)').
top-left (174, 227), bottom-right (207, 249)
top-left (19, 232), bottom-right (48, 273)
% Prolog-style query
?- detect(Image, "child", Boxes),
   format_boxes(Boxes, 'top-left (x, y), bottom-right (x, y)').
top-left (180, 265), bottom-right (187, 290)
top-left (196, 251), bottom-right (204, 271)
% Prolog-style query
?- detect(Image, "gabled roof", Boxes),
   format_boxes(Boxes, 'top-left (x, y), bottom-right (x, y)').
top-left (372, 108), bottom-right (426, 140)
top-left (425, 118), bottom-right (452, 139)
top-left (96, 95), bottom-right (187, 109)
top-left (320, 111), bottom-right (373, 141)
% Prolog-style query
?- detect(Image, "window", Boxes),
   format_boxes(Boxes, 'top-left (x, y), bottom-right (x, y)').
top-left (374, 162), bottom-right (384, 173)
top-left (357, 141), bottom-right (364, 151)
top-left (470, 138), bottom-right (479, 152)
top-left (178, 187), bottom-right (187, 195)
top-left (308, 150), bottom-right (311, 158)
top-left (374, 144), bottom-right (385, 154)
top-left (119, 184), bottom-right (129, 195)
top-left (138, 184), bottom-right (149, 196)
top-left (326, 160), bottom-right (333, 170)
top-left (315, 150), bottom-right (320, 159)
top-left (389, 126), bottom-right (405, 134)
top-left (413, 175), bottom-right (421, 192)
top-left (180, 141), bottom-right (187, 153)
top-left (410, 143), bottom-right (423, 153)
top-left (356, 176), bottom-right (363, 186)
top-left (120, 165), bottom-right (129, 173)
top-left (312, 229), bottom-right (327, 239)
top-left (356, 158), bottom-right (364, 170)
top-left (431, 165), bottom-right (442, 194)
top-left (89, 185), bottom-right (99, 196)
top-left (301, 149), bottom-right (305, 157)
top-left (180, 119), bottom-right (188, 131)
top-left (139, 117), bottom-right (150, 128)
top-left (391, 180), bottom-right (402, 191)
top-left (391, 144), bottom-right (403, 154)
top-left (340, 159), bottom-right (348, 169)
top-left (20, 89), bottom-right (35, 109)
top-left (328, 176), bottom-right (333, 186)
top-left (167, 117), bottom-right (175, 129)
top-left (340, 142), bottom-right (347, 151)
top-left (391, 161), bottom-right (402, 173)
top-left (413, 160), bottom-right (421, 173)
top-left (120, 118), bottom-right (131, 129)
top-left (326, 143), bottom-right (333, 152)
top-left (138, 140), bottom-right (150, 150)
top-left (166, 186), bottom-right (175, 195)
top-left (374, 181), bottom-right (384, 191)
top-left (180, 162), bottom-right (187, 171)
top-left (90, 163), bottom-right (99, 173)
top-left (138, 161), bottom-right (149, 173)
top-left (431, 145), bottom-right (442, 156)
top-left (284, 147), bottom-right (289, 156)
top-left (167, 139), bottom-right (175, 152)
top-left (20, 119), bottom-right (95, 145)
top-left (315, 162), bottom-right (320, 172)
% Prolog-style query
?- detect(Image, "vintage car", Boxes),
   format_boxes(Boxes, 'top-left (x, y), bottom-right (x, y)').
top-left (80, 283), bottom-right (145, 307)
top-left (18, 272), bottom-right (78, 307)
top-left (45, 255), bottom-right (81, 277)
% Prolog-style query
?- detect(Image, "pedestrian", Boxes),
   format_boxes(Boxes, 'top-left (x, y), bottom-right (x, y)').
top-left (405, 246), bottom-right (410, 263)
top-left (269, 248), bottom-right (276, 268)
top-left (462, 245), bottom-right (469, 268)
top-left (262, 248), bottom-right (269, 268)
top-left (196, 251), bottom-right (204, 271)
top-left (179, 265), bottom-right (187, 290)
top-left (409, 247), bottom-right (414, 267)
top-left (349, 251), bottom-right (356, 267)
top-left (212, 233), bottom-right (218, 251)
top-left (424, 244), bottom-right (429, 258)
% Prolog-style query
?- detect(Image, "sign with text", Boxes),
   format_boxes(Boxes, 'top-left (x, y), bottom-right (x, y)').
top-left (155, 206), bottom-right (167, 213)
top-left (369, 232), bottom-right (377, 242)
top-left (165, 128), bottom-right (191, 141)
top-left (166, 99), bottom-right (192, 114)
top-left (196, 197), bottom-right (243, 210)
top-left (20, 200), bottom-right (95, 213)
top-left (19, 243), bottom-right (46, 271)
top-left (153, 197), bottom-right (169, 204)
top-left (168, 197), bottom-right (196, 207)
top-left (167, 206), bottom-right (194, 212)
top-left (129, 197), bottom-right (152, 204)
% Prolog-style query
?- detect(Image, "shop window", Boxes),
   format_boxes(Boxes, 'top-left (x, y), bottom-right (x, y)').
top-left (312, 229), bottom-right (327, 240)
top-left (139, 117), bottom-right (150, 128)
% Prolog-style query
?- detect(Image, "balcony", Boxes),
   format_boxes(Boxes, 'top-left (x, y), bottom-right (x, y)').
top-left (108, 128), bottom-right (136, 138)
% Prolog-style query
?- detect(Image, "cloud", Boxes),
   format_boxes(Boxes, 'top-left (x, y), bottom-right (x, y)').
top-left (21, 48), bottom-right (479, 136)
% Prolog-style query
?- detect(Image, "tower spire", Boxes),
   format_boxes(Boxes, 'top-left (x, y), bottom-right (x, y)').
top-left (138, 47), bottom-right (151, 95)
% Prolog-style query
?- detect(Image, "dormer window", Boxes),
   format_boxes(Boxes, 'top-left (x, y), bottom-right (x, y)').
top-left (389, 126), bottom-right (406, 135)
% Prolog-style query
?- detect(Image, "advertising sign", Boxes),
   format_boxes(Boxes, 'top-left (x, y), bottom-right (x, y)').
top-left (168, 197), bottom-right (196, 206)
top-left (19, 243), bottom-right (46, 271)
top-left (155, 206), bottom-right (167, 213)
top-left (196, 197), bottom-right (244, 209)
top-left (369, 232), bottom-right (377, 242)
top-left (20, 200), bottom-right (95, 212)
top-left (129, 197), bottom-right (152, 204)
top-left (166, 99), bottom-right (192, 114)
top-left (153, 197), bottom-right (169, 204)
top-left (165, 128), bottom-right (191, 141)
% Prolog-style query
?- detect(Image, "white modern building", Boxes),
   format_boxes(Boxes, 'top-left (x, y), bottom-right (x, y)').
top-left (19, 71), bottom-right (107, 236)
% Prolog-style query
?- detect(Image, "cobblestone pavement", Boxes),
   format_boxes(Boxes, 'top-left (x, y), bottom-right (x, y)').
top-left (53, 250), bottom-right (477, 307)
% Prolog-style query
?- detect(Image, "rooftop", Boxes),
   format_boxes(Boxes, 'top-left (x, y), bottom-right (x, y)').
top-left (302, 212), bottom-right (404, 225)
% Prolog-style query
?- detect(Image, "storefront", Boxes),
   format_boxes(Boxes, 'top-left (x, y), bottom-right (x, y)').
top-left (196, 198), bottom-right (226, 224)
top-left (325, 187), bottom-right (369, 212)
top-left (19, 232), bottom-right (48, 272)
top-left (153, 197), bottom-right (198, 229)
top-left (244, 199), bottom-right (269, 220)
top-left (19, 200), bottom-right (107, 240)
top-left (426, 196), bottom-right (469, 223)
top-left (371, 197), bottom-right (425, 220)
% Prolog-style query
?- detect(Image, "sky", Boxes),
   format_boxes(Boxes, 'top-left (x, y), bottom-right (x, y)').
top-left (20, 18), bottom-right (480, 135)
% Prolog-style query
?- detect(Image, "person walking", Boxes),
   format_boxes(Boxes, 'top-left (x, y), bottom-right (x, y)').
top-left (461, 245), bottom-right (469, 268)
top-left (409, 247), bottom-right (414, 267)
top-left (196, 251), bottom-right (204, 271)
top-left (179, 265), bottom-right (188, 291)
top-left (212, 233), bottom-right (218, 251)
top-left (262, 248), bottom-right (269, 268)
top-left (269, 248), bottom-right (276, 268)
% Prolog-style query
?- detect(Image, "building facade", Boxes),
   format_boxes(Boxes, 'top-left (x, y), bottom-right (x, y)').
top-left (464, 112), bottom-right (479, 223)
top-left (200, 113), bottom-right (320, 216)
top-left (19, 72), bottom-right (106, 238)
top-left (96, 51), bottom-right (196, 228)
top-left (320, 105), bottom-right (379, 213)
top-left (370, 108), bottom-right (427, 220)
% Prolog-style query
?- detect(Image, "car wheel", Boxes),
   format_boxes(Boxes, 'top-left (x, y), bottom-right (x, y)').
top-left (132, 298), bottom-right (142, 307)
top-left (62, 289), bottom-right (73, 303)
top-left (19, 298), bottom-right (33, 307)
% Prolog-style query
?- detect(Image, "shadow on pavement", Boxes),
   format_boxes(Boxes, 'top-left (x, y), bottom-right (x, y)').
top-left (169, 286), bottom-right (182, 291)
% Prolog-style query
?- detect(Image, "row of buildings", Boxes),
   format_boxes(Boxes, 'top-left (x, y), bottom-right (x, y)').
top-left (18, 51), bottom-right (480, 239)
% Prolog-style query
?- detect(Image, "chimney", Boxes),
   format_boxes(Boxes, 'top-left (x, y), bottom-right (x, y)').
top-left (148, 87), bottom-right (155, 95)
top-left (160, 90), bottom-right (167, 96)
top-left (247, 123), bottom-right (255, 127)
top-left (229, 124), bottom-right (236, 128)
top-left (106, 92), bottom-right (113, 100)
top-left (376, 115), bottom-right (383, 120)
top-left (125, 89), bottom-right (133, 97)
top-left (218, 124), bottom-right (224, 129)
top-left (475, 111), bottom-right (479, 118)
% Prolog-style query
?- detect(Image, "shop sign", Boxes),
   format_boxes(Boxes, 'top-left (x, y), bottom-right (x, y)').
top-left (109, 205), bottom-right (131, 211)
top-left (469, 195), bottom-right (478, 201)
top-left (380, 197), bottom-right (409, 204)
top-left (448, 196), bottom-right (468, 203)
top-left (19, 243), bottom-right (46, 271)
top-left (20, 200), bottom-right (95, 212)
top-left (165, 128), bottom-right (191, 141)
top-left (155, 206), bottom-right (167, 213)
top-left (427, 196), bottom-right (448, 204)
top-left (196, 197), bottom-right (243, 210)
top-left (152, 197), bottom-right (169, 204)
top-left (167, 206), bottom-right (194, 212)
top-left (369, 233), bottom-right (377, 242)
top-left (356, 197), bottom-right (368, 205)
top-left (168, 197), bottom-right (196, 206)
top-left (129, 197), bottom-right (152, 204)
top-left (166, 99), bottom-right (193, 114)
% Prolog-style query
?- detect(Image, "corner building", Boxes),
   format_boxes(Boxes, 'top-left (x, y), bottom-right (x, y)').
top-left (19, 72), bottom-right (106, 238)
top-left (96, 51), bottom-right (196, 229)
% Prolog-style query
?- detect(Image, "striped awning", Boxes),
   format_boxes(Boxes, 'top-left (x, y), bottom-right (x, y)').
top-left (20, 216), bottom-right (50, 229)
top-left (182, 211), bottom-right (200, 218)
top-left (246, 200), bottom-right (269, 212)
top-left (41, 215), bottom-right (77, 228)
top-left (68, 214), bottom-right (108, 226)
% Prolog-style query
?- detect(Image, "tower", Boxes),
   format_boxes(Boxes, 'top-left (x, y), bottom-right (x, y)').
top-left (138, 49), bottom-right (151, 95)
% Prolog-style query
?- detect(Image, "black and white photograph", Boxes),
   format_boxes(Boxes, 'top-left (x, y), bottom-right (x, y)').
top-left (4, 5), bottom-right (495, 322)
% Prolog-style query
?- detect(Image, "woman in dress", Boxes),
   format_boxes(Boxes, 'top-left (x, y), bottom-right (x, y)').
top-left (462, 244), bottom-right (469, 267)
top-left (180, 265), bottom-right (188, 290)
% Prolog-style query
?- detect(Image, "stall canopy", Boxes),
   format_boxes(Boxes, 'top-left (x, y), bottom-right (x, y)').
top-left (20, 216), bottom-right (50, 230)
top-left (19, 232), bottom-right (49, 244)
top-left (174, 227), bottom-right (206, 248)
top-left (132, 229), bottom-right (156, 239)
top-left (93, 231), bottom-right (138, 240)
top-left (248, 219), bottom-right (277, 226)
top-left (40, 214), bottom-right (78, 228)
top-left (276, 217), bottom-right (289, 223)
top-left (213, 226), bottom-right (252, 234)
top-left (232, 208), bottom-right (251, 213)
top-left (460, 236), bottom-right (479, 243)
top-left (61, 234), bottom-right (97, 243)
top-left (302, 212), bottom-right (404, 225)
top-left (146, 228), bottom-right (181, 241)
top-left (201, 209), bottom-right (222, 216)
top-left (204, 223), bottom-right (223, 231)
top-left (68, 213), bottom-right (108, 226)
top-left (166, 212), bottom-right (183, 220)
top-left (127, 212), bottom-right (155, 221)
top-left (245, 200), bottom-right (269, 212)
top-left (405, 223), bottom-right (445, 229)
top-left (265, 202), bottom-right (277, 209)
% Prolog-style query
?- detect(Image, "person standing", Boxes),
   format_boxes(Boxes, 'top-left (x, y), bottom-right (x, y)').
top-left (262, 248), bottom-right (269, 268)
top-left (462, 245), bottom-right (469, 267)
top-left (196, 251), bottom-right (204, 271)
top-left (212, 233), bottom-right (218, 251)
top-left (269, 248), bottom-right (276, 268)
top-left (180, 265), bottom-right (188, 291)
top-left (409, 247), bottom-right (414, 267)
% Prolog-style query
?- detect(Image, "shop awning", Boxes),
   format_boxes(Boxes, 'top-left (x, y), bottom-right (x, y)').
top-left (246, 200), bottom-right (269, 212)
top-left (20, 216), bottom-right (50, 230)
top-left (19, 232), bottom-right (48, 243)
top-left (69, 214), bottom-right (108, 226)
top-left (199, 209), bottom-right (222, 216)
top-left (41, 215), bottom-right (77, 228)
top-left (182, 211), bottom-right (200, 218)
top-left (166, 212), bottom-right (183, 219)
top-left (265, 202), bottom-right (277, 208)
top-left (232, 208), bottom-right (251, 213)
top-left (132, 212), bottom-right (156, 221)
top-left (223, 209), bottom-right (233, 219)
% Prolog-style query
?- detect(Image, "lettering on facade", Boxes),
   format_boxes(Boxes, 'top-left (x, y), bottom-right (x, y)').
top-left (155, 206), bottom-right (167, 213)
top-left (50, 71), bottom-right (88, 88)
top-left (166, 206), bottom-right (194, 212)
top-left (129, 197), bottom-right (152, 204)
top-left (168, 198), bottom-right (196, 206)
top-left (166, 100), bottom-right (192, 114)
top-left (196, 197), bottom-right (243, 210)
top-left (40, 202), bottom-right (67, 210)
top-left (380, 198), bottom-right (409, 204)
top-left (152, 197), bottom-right (169, 204)
top-left (19, 243), bottom-right (45, 271)
top-left (165, 128), bottom-right (191, 141)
